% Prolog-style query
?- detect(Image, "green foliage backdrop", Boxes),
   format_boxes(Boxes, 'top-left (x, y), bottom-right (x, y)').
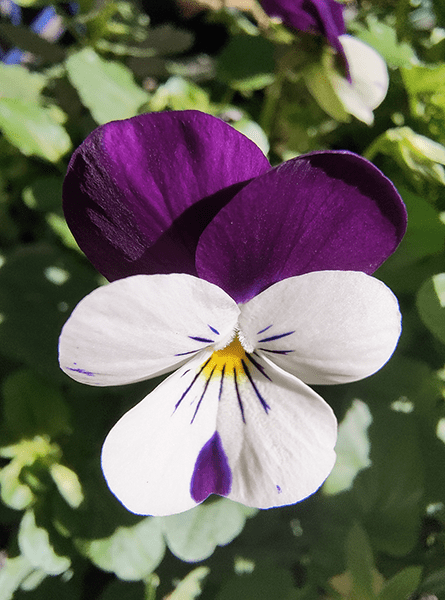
top-left (0, 0), bottom-right (445, 598)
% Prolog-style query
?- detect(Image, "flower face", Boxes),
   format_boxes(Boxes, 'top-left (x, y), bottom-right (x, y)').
top-left (59, 110), bottom-right (406, 516)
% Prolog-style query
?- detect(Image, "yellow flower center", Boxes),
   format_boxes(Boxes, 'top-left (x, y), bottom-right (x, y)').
top-left (202, 335), bottom-right (247, 381)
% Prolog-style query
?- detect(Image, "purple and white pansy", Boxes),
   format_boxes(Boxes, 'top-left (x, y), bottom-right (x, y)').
top-left (59, 110), bottom-right (406, 516)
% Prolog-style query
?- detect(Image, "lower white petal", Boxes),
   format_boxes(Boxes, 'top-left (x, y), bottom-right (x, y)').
top-left (215, 352), bottom-right (337, 508)
top-left (238, 271), bottom-right (401, 385)
top-left (101, 351), bottom-right (224, 516)
top-left (59, 273), bottom-right (239, 386)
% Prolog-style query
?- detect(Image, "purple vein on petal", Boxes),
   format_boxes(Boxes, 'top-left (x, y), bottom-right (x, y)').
top-left (174, 358), bottom-right (212, 412)
top-left (257, 324), bottom-right (272, 335)
top-left (247, 353), bottom-right (272, 381)
top-left (259, 348), bottom-right (294, 355)
top-left (175, 349), bottom-right (200, 356)
top-left (233, 368), bottom-right (246, 424)
top-left (241, 359), bottom-right (270, 414)
top-left (258, 330), bottom-right (295, 343)
top-left (190, 431), bottom-right (232, 503)
top-left (208, 325), bottom-right (220, 335)
top-left (191, 366), bottom-right (216, 424)
top-left (189, 336), bottom-right (215, 343)
top-left (67, 366), bottom-right (95, 376)
top-left (218, 365), bottom-right (226, 400)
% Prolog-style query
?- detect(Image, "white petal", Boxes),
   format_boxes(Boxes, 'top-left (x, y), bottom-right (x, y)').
top-left (216, 353), bottom-right (337, 508)
top-left (238, 271), bottom-right (401, 385)
top-left (103, 337), bottom-right (337, 514)
top-left (59, 273), bottom-right (239, 386)
top-left (333, 35), bottom-right (389, 124)
top-left (101, 351), bottom-right (222, 516)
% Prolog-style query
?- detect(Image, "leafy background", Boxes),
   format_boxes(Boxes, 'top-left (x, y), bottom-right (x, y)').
top-left (0, 0), bottom-right (445, 598)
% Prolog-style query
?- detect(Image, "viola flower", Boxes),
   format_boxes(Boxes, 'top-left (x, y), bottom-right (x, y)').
top-left (259, 0), bottom-right (347, 62)
top-left (59, 110), bottom-right (406, 516)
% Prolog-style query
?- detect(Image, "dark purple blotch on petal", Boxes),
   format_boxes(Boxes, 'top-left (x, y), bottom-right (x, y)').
top-left (190, 432), bottom-right (232, 503)
top-left (196, 151), bottom-right (407, 303)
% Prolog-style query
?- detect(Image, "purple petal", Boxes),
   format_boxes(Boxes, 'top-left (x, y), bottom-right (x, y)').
top-left (260, 0), bottom-right (348, 75)
top-left (261, 0), bottom-right (345, 45)
top-left (196, 151), bottom-right (407, 303)
top-left (63, 110), bottom-right (270, 281)
top-left (190, 432), bottom-right (232, 503)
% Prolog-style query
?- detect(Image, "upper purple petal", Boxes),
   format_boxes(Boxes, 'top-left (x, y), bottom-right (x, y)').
top-left (63, 110), bottom-right (270, 281)
top-left (195, 151), bottom-right (407, 303)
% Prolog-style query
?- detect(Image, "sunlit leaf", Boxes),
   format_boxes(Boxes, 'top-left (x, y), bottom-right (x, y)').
top-left (324, 400), bottom-right (372, 495)
top-left (49, 464), bottom-right (84, 509)
top-left (417, 273), bottom-right (445, 345)
top-left (0, 555), bottom-right (35, 600)
top-left (18, 510), bottom-right (71, 575)
top-left (150, 76), bottom-right (210, 113)
top-left (0, 63), bottom-right (46, 102)
top-left (161, 498), bottom-right (256, 562)
top-left (167, 567), bottom-right (210, 600)
top-left (351, 17), bottom-right (416, 68)
top-left (65, 48), bottom-right (150, 125)
top-left (77, 517), bottom-right (165, 581)
top-left (0, 99), bottom-right (71, 163)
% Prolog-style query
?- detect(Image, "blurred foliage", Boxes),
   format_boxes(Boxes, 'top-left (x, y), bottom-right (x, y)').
top-left (0, 0), bottom-right (445, 599)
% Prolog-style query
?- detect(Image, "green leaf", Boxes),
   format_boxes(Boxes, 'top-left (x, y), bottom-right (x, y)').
top-left (22, 177), bottom-right (63, 213)
top-left (351, 17), bottom-right (416, 68)
top-left (0, 459), bottom-right (34, 510)
top-left (377, 566), bottom-right (422, 600)
top-left (229, 115), bottom-right (270, 156)
top-left (0, 22), bottom-right (66, 63)
top-left (0, 555), bottom-right (35, 600)
top-left (18, 510), bottom-right (71, 576)
top-left (396, 187), bottom-right (445, 265)
top-left (0, 63), bottom-right (46, 102)
top-left (0, 244), bottom-right (101, 380)
top-left (77, 517), bottom-right (165, 581)
top-left (417, 273), bottom-right (445, 345)
top-left (49, 464), bottom-right (84, 509)
top-left (162, 498), bottom-right (256, 562)
top-left (150, 76), bottom-right (210, 113)
top-left (0, 99), bottom-right (71, 163)
top-left (217, 35), bottom-right (275, 92)
top-left (215, 565), bottom-right (298, 600)
top-left (419, 568), bottom-right (445, 596)
top-left (324, 400), bottom-right (372, 495)
top-left (303, 54), bottom-right (350, 123)
top-left (345, 522), bottom-right (378, 600)
top-left (98, 580), bottom-right (145, 600)
top-left (365, 127), bottom-right (445, 184)
top-left (0, 436), bottom-right (59, 510)
top-left (65, 48), bottom-right (150, 125)
top-left (353, 411), bottom-right (424, 556)
top-left (168, 567), bottom-right (210, 600)
top-left (2, 369), bottom-right (71, 439)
